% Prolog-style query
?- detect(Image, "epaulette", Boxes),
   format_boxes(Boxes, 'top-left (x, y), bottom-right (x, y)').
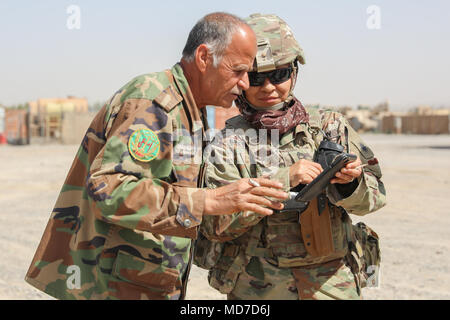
top-left (153, 84), bottom-right (183, 113)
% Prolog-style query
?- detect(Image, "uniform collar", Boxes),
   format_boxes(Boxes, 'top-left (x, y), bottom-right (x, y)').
top-left (171, 63), bottom-right (208, 133)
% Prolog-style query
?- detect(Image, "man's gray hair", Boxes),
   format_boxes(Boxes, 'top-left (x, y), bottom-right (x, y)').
top-left (182, 12), bottom-right (248, 67)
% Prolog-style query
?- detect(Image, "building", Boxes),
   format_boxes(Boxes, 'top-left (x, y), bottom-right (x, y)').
top-left (4, 108), bottom-right (30, 145)
top-left (28, 96), bottom-right (89, 141)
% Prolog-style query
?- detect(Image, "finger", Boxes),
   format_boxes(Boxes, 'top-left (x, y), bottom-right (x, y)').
top-left (301, 175), bottom-right (314, 184)
top-left (250, 187), bottom-right (289, 200)
top-left (345, 158), bottom-right (362, 169)
top-left (243, 193), bottom-right (283, 208)
top-left (341, 168), bottom-right (363, 178)
top-left (306, 167), bottom-right (322, 178)
top-left (335, 171), bottom-right (354, 182)
top-left (305, 165), bottom-right (322, 177)
top-left (302, 170), bottom-right (318, 184)
top-left (241, 203), bottom-right (274, 216)
top-left (310, 161), bottom-right (323, 171)
top-left (255, 198), bottom-right (284, 211)
top-left (331, 177), bottom-right (351, 184)
top-left (253, 178), bottom-right (284, 189)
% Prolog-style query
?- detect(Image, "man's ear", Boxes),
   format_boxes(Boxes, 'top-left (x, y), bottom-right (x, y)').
top-left (195, 44), bottom-right (210, 73)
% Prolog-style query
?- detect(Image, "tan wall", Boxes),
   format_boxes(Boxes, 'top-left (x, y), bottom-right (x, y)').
top-left (401, 115), bottom-right (449, 134)
top-left (381, 116), bottom-right (401, 134)
top-left (382, 115), bottom-right (449, 134)
top-left (61, 112), bottom-right (96, 145)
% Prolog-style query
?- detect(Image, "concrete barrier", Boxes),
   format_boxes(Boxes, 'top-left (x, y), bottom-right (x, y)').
top-left (382, 114), bottom-right (449, 134)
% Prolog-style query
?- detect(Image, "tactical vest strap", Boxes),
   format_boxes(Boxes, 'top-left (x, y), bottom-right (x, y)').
top-left (304, 106), bottom-right (324, 148)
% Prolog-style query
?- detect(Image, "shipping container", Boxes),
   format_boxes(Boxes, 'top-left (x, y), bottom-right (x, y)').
top-left (5, 109), bottom-right (30, 145)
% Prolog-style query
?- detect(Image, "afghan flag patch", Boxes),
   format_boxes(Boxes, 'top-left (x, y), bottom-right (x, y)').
top-left (128, 129), bottom-right (160, 162)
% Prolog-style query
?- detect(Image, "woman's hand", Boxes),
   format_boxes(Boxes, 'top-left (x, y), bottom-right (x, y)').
top-left (289, 159), bottom-right (323, 187)
top-left (330, 156), bottom-right (363, 184)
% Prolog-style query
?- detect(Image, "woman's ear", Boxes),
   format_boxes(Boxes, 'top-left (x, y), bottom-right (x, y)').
top-left (195, 44), bottom-right (210, 73)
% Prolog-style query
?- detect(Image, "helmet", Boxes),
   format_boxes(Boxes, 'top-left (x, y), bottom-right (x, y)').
top-left (245, 13), bottom-right (305, 73)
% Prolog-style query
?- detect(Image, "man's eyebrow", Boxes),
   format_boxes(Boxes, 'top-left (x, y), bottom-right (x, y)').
top-left (232, 64), bottom-right (251, 71)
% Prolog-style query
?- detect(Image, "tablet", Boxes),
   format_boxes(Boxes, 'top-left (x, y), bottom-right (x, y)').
top-left (294, 153), bottom-right (357, 202)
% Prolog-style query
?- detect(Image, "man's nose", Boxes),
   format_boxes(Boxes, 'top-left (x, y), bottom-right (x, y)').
top-left (238, 72), bottom-right (250, 91)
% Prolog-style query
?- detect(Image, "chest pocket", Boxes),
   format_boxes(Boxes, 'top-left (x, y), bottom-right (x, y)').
top-left (279, 148), bottom-right (315, 167)
top-left (278, 136), bottom-right (316, 168)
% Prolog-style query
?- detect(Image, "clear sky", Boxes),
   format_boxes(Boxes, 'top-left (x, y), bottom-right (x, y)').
top-left (1, 0), bottom-right (449, 110)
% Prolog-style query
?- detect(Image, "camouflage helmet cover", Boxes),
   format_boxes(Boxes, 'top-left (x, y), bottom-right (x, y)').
top-left (246, 13), bottom-right (305, 72)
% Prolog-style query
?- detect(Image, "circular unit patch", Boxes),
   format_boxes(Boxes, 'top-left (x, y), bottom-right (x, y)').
top-left (128, 129), bottom-right (160, 162)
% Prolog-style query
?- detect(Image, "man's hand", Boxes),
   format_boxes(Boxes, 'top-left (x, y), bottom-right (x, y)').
top-left (331, 155), bottom-right (363, 184)
top-left (289, 159), bottom-right (323, 187)
top-left (204, 178), bottom-right (289, 216)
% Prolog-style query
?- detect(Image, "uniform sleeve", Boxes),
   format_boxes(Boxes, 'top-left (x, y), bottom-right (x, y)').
top-left (86, 86), bottom-right (204, 239)
top-left (200, 132), bottom-right (266, 242)
top-left (323, 112), bottom-right (387, 216)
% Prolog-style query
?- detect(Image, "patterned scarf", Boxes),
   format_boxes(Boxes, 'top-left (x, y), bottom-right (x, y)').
top-left (235, 96), bottom-right (309, 135)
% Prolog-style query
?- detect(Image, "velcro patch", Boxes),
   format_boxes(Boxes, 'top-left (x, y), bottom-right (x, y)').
top-left (128, 129), bottom-right (160, 162)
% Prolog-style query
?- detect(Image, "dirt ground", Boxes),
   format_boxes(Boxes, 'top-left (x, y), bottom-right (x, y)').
top-left (0, 134), bottom-right (449, 300)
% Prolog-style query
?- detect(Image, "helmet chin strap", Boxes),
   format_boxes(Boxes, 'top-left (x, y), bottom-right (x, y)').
top-left (283, 60), bottom-right (299, 104)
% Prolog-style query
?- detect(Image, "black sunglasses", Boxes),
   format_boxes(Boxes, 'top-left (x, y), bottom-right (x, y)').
top-left (248, 67), bottom-right (293, 86)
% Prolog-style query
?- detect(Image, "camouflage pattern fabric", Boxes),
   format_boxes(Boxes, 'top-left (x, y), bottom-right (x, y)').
top-left (246, 13), bottom-right (306, 71)
top-left (227, 257), bottom-right (360, 300)
top-left (199, 106), bottom-right (386, 300)
top-left (347, 222), bottom-right (381, 289)
top-left (25, 63), bottom-right (208, 300)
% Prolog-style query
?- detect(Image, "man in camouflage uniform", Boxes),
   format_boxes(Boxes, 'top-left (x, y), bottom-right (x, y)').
top-left (25, 12), bottom-right (289, 300)
top-left (197, 14), bottom-right (386, 300)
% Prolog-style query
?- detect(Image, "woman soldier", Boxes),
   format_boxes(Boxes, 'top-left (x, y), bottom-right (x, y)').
top-left (197, 13), bottom-right (386, 300)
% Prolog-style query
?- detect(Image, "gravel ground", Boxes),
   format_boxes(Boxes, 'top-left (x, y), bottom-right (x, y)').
top-left (0, 134), bottom-right (449, 300)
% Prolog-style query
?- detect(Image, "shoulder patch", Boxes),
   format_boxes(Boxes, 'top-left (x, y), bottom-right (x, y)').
top-left (128, 129), bottom-right (160, 162)
top-left (153, 84), bottom-right (183, 113)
